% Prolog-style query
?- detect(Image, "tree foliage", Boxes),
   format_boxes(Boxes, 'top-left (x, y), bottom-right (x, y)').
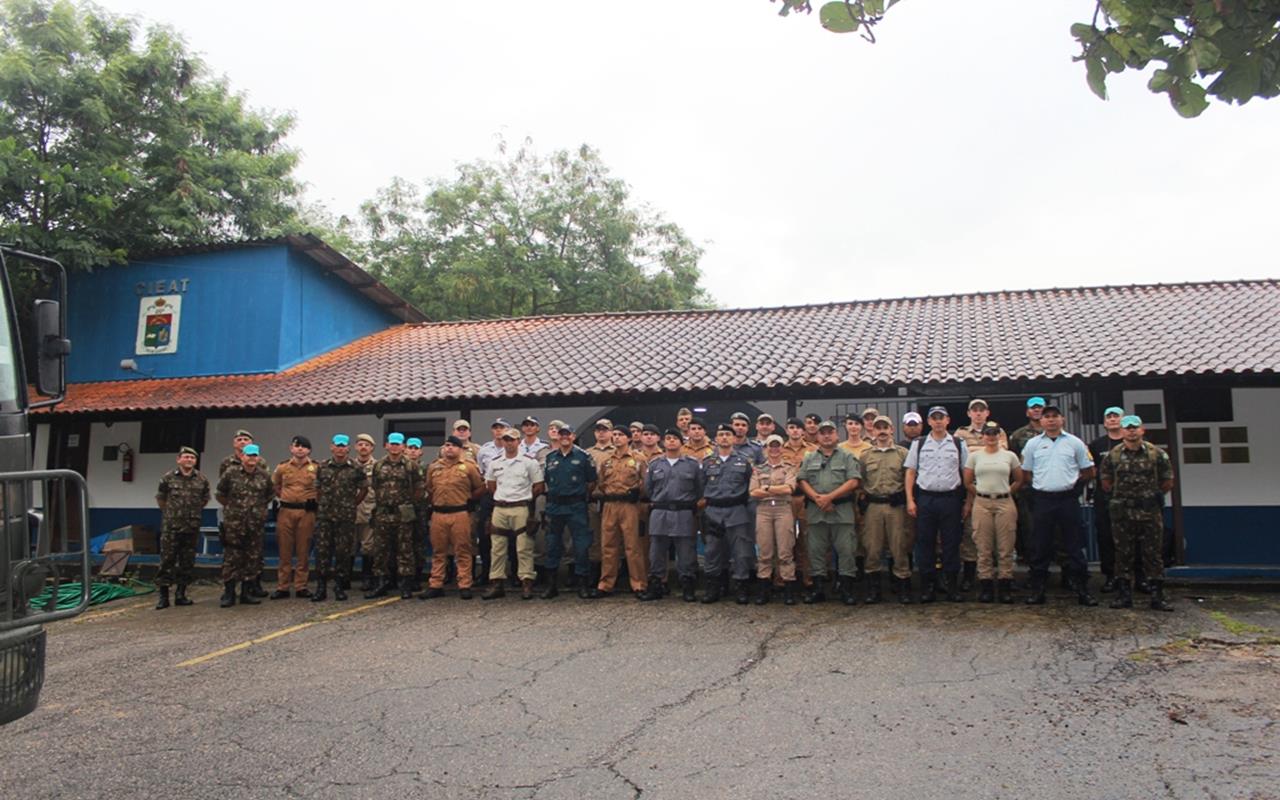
top-left (0, 0), bottom-right (300, 270)
top-left (774, 0), bottom-right (1280, 117)
top-left (354, 140), bottom-right (711, 321)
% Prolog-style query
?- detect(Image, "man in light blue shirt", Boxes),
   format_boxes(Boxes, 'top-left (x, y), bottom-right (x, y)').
top-left (1019, 404), bottom-right (1097, 606)
top-left (905, 406), bottom-right (970, 603)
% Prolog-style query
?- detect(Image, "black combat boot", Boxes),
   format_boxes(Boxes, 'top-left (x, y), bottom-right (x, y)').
top-left (961, 561), bottom-right (977, 592)
top-left (1149, 580), bottom-right (1173, 612)
top-left (782, 581), bottom-right (797, 606)
top-left (420, 586), bottom-right (444, 600)
top-left (734, 578), bottom-right (751, 605)
top-left (248, 578), bottom-right (268, 599)
top-left (541, 570), bottom-right (560, 600)
top-left (1072, 574), bottom-right (1098, 607)
top-left (996, 578), bottom-right (1014, 604)
top-left (854, 555), bottom-right (866, 584)
top-left (944, 571), bottom-right (964, 602)
top-left (174, 585), bottom-right (193, 606)
top-left (919, 574), bottom-right (938, 604)
top-left (839, 575), bottom-right (857, 606)
top-left (563, 567), bottom-right (579, 590)
top-left (864, 572), bottom-right (882, 605)
top-left (579, 571), bottom-right (599, 599)
top-left (755, 579), bottom-right (771, 605)
top-left (1024, 574), bottom-right (1046, 605)
top-left (399, 578), bottom-right (414, 600)
top-left (364, 577), bottom-right (393, 599)
top-left (898, 576), bottom-right (914, 605)
top-left (701, 576), bottom-right (723, 604)
top-left (802, 582), bottom-right (826, 604)
top-left (155, 586), bottom-right (170, 610)
top-left (333, 580), bottom-right (348, 601)
top-left (360, 559), bottom-right (374, 590)
top-left (311, 579), bottom-right (328, 602)
top-left (680, 576), bottom-right (697, 602)
top-left (1100, 574), bottom-right (1117, 594)
top-left (270, 588), bottom-right (291, 600)
top-left (977, 580), bottom-right (995, 603)
top-left (239, 580), bottom-right (261, 605)
top-left (638, 577), bottom-right (664, 602)
top-left (220, 581), bottom-right (236, 608)
top-left (1109, 578), bottom-right (1132, 609)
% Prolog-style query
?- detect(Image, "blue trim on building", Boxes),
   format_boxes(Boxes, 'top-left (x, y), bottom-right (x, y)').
top-left (1182, 506), bottom-right (1280, 566)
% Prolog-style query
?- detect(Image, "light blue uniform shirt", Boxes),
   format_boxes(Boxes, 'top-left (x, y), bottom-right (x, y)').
top-left (1020, 432), bottom-right (1092, 492)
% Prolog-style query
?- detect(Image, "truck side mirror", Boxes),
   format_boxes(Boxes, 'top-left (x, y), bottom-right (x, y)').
top-left (34, 298), bottom-right (69, 398)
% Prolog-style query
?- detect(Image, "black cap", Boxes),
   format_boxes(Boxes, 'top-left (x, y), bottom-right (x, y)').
top-left (844, 413), bottom-right (859, 422)
top-left (804, 413), bottom-right (822, 424)
top-left (291, 435), bottom-right (312, 450)
top-left (786, 417), bottom-right (804, 427)
top-left (642, 423), bottom-right (661, 435)
top-left (445, 435), bottom-right (464, 447)
top-left (981, 422), bottom-right (1002, 435)
top-left (729, 411), bottom-right (750, 422)
top-left (558, 425), bottom-right (575, 435)
top-left (664, 428), bottom-right (685, 441)
top-left (1042, 404), bottom-right (1064, 415)
top-left (521, 415), bottom-right (540, 426)
top-left (689, 416), bottom-right (706, 429)
top-left (716, 423), bottom-right (735, 434)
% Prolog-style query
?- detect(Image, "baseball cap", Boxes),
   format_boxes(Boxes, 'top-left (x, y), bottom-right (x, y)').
top-left (1042, 404), bottom-right (1064, 415)
top-left (757, 413), bottom-right (775, 423)
top-left (1121, 415), bottom-right (1143, 428)
top-left (521, 415), bottom-right (540, 426)
top-left (902, 411), bottom-right (923, 425)
top-left (817, 419), bottom-right (838, 431)
top-left (1026, 396), bottom-right (1046, 408)
top-left (729, 411), bottom-right (750, 423)
top-left (765, 434), bottom-right (784, 446)
top-left (804, 413), bottom-right (822, 423)
top-left (178, 446), bottom-right (198, 457)
top-left (331, 434), bottom-right (350, 446)
top-left (356, 433), bottom-right (375, 445)
top-left (548, 419), bottom-right (567, 431)
top-left (387, 432), bottom-right (406, 445)
top-left (629, 421), bottom-right (644, 430)
top-left (927, 405), bottom-right (949, 418)
top-left (291, 435), bottom-right (312, 449)
top-left (873, 415), bottom-right (893, 427)
top-left (557, 424), bottom-right (574, 435)
top-left (1104, 406), bottom-right (1125, 417)
top-left (844, 413), bottom-right (860, 422)
top-left (500, 429), bottom-right (520, 440)
top-left (595, 418), bottom-right (613, 430)
top-left (406, 437), bottom-right (422, 448)
top-left (492, 418), bottom-right (511, 429)
top-left (981, 422), bottom-right (1002, 435)
top-left (968, 398), bottom-right (988, 410)
top-left (453, 419), bottom-right (471, 430)
top-left (242, 444), bottom-right (260, 456)
top-left (862, 407), bottom-right (880, 418)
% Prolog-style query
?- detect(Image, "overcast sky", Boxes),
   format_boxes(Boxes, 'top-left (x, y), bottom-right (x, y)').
top-left (97, 0), bottom-right (1280, 310)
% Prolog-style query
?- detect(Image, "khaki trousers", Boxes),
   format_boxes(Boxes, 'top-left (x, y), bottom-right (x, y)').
top-left (598, 501), bottom-right (647, 592)
top-left (430, 511), bottom-right (474, 589)
top-left (588, 503), bottom-right (603, 562)
top-left (862, 502), bottom-right (913, 579)
top-left (491, 505), bottom-right (534, 581)
top-left (755, 501), bottom-right (796, 581)
top-left (276, 508), bottom-right (316, 591)
top-left (791, 495), bottom-right (813, 586)
top-left (973, 495), bottom-right (1018, 580)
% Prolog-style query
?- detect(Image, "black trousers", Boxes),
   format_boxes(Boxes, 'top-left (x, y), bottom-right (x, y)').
top-left (1030, 491), bottom-right (1088, 579)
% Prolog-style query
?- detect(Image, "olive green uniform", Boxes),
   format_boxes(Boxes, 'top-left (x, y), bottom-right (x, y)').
top-left (1100, 442), bottom-right (1173, 583)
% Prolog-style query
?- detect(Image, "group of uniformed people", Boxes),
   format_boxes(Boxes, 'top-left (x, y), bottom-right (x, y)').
top-left (151, 396), bottom-right (1177, 613)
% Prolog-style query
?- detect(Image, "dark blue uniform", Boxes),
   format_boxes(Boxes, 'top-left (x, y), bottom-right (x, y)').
top-left (544, 445), bottom-right (597, 579)
top-left (702, 452), bottom-right (756, 581)
top-left (646, 454), bottom-right (704, 582)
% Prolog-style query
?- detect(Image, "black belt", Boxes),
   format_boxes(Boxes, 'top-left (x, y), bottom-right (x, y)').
top-left (704, 493), bottom-right (749, 508)
top-left (651, 501), bottom-right (696, 511)
top-left (1035, 489), bottom-right (1078, 497)
top-left (976, 492), bottom-right (1011, 500)
top-left (601, 490), bottom-right (641, 502)
top-left (865, 492), bottom-right (906, 504)
top-left (916, 488), bottom-right (962, 497)
top-left (493, 499), bottom-right (530, 508)
top-left (279, 501), bottom-right (315, 511)
top-left (548, 494), bottom-right (586, 504)
top-left (432, 504), bottom-right (470, 513)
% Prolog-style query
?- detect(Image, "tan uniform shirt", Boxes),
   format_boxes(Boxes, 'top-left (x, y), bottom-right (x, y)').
top-left (750, 460), bottom-right (797, 495)
top-left (272, 459), bottom-right (318, 502)
top-left (780, 440), bottom-right (816, 468)
top-left (682, 441), bottom-right (715, 461)
top-left (860, 445), bottom-right (909, 496)
top-left (598, 450), bottom-right (647, 496)
top-left (838, 439), bottom-right (873, 460)
top-left (587, 444), bottom-right (615, 471)
top-left (955, 424), bottom-right (1008, 453)
top-left (640, 447), bottom-right (664, 463)
top-left (353, 457), bottom-right (377, 524)
top-left (426, 458), bottom-right (484, 507)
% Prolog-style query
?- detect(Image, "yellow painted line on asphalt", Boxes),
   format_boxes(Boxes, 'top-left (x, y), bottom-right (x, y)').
top-left (69, 600), bottom-right (153, 623)
top-left (176, 597), bottom-right (401, 668)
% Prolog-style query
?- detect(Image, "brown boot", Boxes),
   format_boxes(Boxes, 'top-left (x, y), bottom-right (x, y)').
top-left (521, 578), bottom-right (535, 600)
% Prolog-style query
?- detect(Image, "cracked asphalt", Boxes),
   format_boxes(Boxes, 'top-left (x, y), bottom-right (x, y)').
top-left (2, 583), bottom-right (1277, 800)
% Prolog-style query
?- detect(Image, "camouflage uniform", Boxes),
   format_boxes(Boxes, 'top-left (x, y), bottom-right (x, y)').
top-left (314, 458), bottom-right (368, 583)
top-left (370, 456), bottom-right (423, 579)
top-left (155, 469), bottom-right (211, 587)
top-left (216, 466), bottom-right (274, 582)
top-left (1101, 442), bottom-right (1173, 583)
top-left (220, 451), bottom-right (269, 582)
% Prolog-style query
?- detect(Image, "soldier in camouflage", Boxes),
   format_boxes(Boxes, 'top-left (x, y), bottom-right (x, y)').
top-left (154, 446), bottom-right (211, 609)
top-left (215, 444), bottom-right (274, 608)
top-left (311, 434), bottom-right (369, 602)
top-left (1008, 397), bottom-right (1044, 566)
top-left (366, 432), bottom-right (424, 600)
top-left (218, 428), bottom-right (268, 598)
top-left (1100, 415), bottom-right (1176, 611)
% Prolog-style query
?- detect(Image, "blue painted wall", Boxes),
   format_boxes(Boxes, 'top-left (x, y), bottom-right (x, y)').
top-left (1182, 506), bottom-right (1280, 565)
top-left (68, 245), bottom-right (398, 382)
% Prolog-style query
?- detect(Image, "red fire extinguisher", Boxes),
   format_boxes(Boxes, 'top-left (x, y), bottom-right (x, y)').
top-left (120, 444), bottom-right (134, 482)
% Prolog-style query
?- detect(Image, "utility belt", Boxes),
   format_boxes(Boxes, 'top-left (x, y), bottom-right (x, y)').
top-left (493, 499), bottom-right (530, 508)
top-left (601, 489), bottom-right (641, 503)
top-left (431, 504), bottom-right (470, 514)
top-left (279, 500), bottom-right (317, 512)
top-left (1112, 495), bottom-right (1163, 512)
top-left (864, 491), bottom-right (907, 507)
top-left (704, 492), bottom-right (749, 509)
top-left (1034, 488), bottom-right (1078, 497)
top-left (651, 501), bottom-right (696, 512)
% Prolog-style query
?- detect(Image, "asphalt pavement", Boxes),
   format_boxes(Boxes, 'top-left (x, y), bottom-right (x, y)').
top-left (2, 581), bottom-right (1276, 800)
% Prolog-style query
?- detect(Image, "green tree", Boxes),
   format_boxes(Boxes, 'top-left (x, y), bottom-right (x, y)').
top-left (0, 0), bottom-right (300, 271)
top-left (774, 0), bottom-right (1280, 117)
top-left (356, 140), bottom-right (710, 320)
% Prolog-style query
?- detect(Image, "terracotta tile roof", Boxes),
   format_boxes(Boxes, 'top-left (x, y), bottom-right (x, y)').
top-left (43, 279), bottom-right (1280, 416)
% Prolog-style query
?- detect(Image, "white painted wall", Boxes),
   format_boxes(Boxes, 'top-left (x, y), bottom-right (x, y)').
top-left (1123, 387), bottom-right (1279, 507)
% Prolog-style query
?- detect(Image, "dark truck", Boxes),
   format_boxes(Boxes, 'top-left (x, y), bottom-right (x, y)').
top-left (0, 245), bottom-right (88, 725)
